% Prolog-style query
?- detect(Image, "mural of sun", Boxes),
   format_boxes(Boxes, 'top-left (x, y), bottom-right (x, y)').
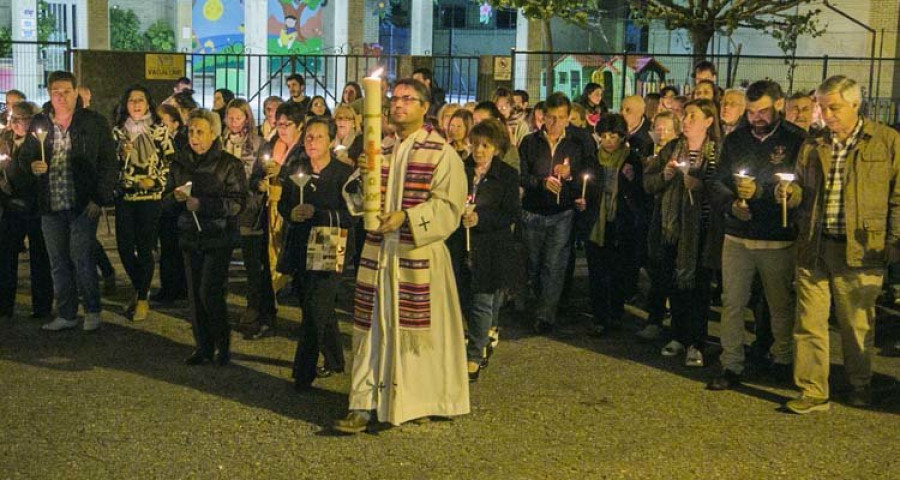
top-left (203, 0), bottom-right (225, 21)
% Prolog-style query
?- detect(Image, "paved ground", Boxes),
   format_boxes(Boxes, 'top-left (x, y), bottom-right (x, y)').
top-left (2, 226), bottom-right (900, 479)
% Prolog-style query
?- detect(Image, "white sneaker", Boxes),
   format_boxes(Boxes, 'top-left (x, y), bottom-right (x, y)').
top-left (42, 317), bottom-right (79, 331)
top-left (685, 345), bottom-right (704, 367)
top-left (636, 324), bottom-right (662, 340)
top-left (83, 313), bottom-right (101, 331)
top-left (661, 340), bottom-right (685, 357)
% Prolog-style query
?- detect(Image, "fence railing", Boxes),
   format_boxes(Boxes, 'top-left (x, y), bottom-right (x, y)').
top-left (184, 53), bottom-right (480, 123)
top-left (511, 50), bottom-right (900, 125)
top-left (0, 40), bottom-right (71, 107)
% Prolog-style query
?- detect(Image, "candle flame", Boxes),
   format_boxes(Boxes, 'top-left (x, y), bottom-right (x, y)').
top-left (369, 67), bottom-right (384, 79)
top-left (738, 169), bottom-right (747, 176)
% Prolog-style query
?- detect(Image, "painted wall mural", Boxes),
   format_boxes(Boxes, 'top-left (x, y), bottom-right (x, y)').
top-left (267, 0), bottom-right (324, 54)
top-left (193, 0), bottom-right (246, 53)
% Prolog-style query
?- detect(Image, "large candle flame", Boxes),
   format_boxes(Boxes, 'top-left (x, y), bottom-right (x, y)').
top-left (369, 67), bottom-right (384, 79)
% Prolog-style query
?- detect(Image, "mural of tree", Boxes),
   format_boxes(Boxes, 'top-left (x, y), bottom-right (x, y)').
top-left (630, 0), bottom-right (823, 61)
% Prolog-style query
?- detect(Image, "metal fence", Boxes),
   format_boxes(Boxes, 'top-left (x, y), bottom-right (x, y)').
top-left (0, 40), bottom-right (71, 107)
top-left (511, 50), bottom-right (900, 125)
top-left (185, 53), bottom-right (480, 122)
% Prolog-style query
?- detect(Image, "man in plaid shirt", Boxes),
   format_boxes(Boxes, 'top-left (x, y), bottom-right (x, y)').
top-left (778, 75), bottom-right (900, 413)
top-left (19, 71), bottom-right (117, 332)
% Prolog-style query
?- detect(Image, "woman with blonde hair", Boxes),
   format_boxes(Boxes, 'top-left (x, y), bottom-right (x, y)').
top-left (332, 104), bottom-right (362, 166)
top-left (222, 99), bottom-right (275, 336)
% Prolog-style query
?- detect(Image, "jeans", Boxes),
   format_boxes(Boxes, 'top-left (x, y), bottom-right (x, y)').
top-left (241, 233), bottom-right (276, 322)
top-left (42, 210), bottom-right (100, 319)
top-left (719, 238), bottom-right (795, 374)
top-left (522, 209), bottom-right (574, 323)
top-left (116, 200), bottom-right (161, 300)
top-left (157, 215), bottom-right (186, 296)
top-left (466, 292), bottom-right (500, 363)
top-left (292, 271), bottom-right (344, 386)
top-left (184, 246), bottom-right (233, 357)
top-left (0, 211), bottom-right (53, 317)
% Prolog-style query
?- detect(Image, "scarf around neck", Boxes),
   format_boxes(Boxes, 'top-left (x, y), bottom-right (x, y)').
top-left (589, 146), bottom-right (628, 247)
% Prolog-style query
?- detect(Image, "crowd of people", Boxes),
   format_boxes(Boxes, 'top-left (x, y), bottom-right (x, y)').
top-left (1, 61), bottom-right (899, 433)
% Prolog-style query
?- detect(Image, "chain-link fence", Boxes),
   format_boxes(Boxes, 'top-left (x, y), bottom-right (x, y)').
top-left (512, 51), bottom-right (900, 125)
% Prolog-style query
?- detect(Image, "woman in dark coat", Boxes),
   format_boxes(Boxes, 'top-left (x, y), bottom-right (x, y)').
top-left (277, 117), bottom-right (354, 391)
top-left (163, 109), bottom-right (247, 366)
top-left (643, 99), bottom-right (722, 369)
top-left (448, 118), bottom-right (521, 382)
top-left (575, 114), bottom-right (645, 336)
top-left (0, 101), bottom-right (53, 321)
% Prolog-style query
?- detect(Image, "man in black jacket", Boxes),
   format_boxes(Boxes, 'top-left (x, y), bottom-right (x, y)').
top-left (519, 92), bottom-right (594, 333)
top-left (707, 80), bottom-right (807, 390)
top-left (18, 71), bottom-right (118, 332)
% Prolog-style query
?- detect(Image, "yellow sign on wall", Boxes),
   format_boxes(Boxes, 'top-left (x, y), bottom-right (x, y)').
top-left (145, 54), bottom-right (186, 80)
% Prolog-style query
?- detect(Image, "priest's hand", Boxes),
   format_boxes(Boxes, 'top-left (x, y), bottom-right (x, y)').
top-left (291, 204), bottom-right (315, 222)
top-left (462, 211), bottom-right (479, 228)
top-left (376, 211), bottom-right (406, 233)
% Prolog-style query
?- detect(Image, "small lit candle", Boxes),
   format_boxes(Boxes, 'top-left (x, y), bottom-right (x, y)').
top-left (33, 128), bottom-right (47, 171)
top-left (465, 195), bottom-right (476, 252)
top-left (179, 181), bottom-right (202, 232)
top-left (291, 171), bottom-right (310, 205)
top-left (776, 172), bottom-right (796, 228)
top-left (732, 170), bottom-right (755, 208)
top-left (581, 173), bottom-right (590, 200)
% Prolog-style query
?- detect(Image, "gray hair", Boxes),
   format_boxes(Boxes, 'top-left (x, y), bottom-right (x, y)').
top-left (188, 108), bottom-right (221, 137)
top-left (816, 75), bottom-right (861, 105)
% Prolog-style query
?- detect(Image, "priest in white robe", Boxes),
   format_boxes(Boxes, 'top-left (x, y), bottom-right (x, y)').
top-left (335, 78), bottom-right (469, 433)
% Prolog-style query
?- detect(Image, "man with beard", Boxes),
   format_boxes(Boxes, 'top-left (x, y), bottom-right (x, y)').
top-left (708, 80), bottom-right (807, 391)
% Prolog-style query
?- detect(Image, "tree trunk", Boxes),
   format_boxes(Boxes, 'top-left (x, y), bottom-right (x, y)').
top-left (543, 19), bottom-right (554, 96)
top-left (689, 28), bottom-right (714, 63)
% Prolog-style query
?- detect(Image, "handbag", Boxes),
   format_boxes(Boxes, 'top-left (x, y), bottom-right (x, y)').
top-left (305, 210), bottom-right (348, 273)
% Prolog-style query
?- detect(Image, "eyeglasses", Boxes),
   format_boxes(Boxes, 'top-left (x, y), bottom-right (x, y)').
top-left (389, 95), bottom-right (424, 105)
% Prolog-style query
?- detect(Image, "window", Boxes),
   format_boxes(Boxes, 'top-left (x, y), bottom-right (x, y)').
top-left (496, 8), bottom-right (517, 29)
top-left (558, 71), bottom-right (568, 85)
top-left (571, 70), bottom-right (581, 87)
top-left (441, 6), bottom-right (466, 28)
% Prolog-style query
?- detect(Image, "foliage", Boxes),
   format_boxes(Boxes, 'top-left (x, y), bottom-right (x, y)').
top-left (0, 27), bottom-right (10, 57)
top-left (484, 0), bottom-right (592, 28)
top-left (37, 0), bottom-right (57, 43)
top-left (110, 7), bottom-right (144, 51)
top-left (143, 20), bottom-right (176, 52)
top-left (629, 0), bottom-right (824, 60)
top-left (769, 12), bottom-right (825, 91)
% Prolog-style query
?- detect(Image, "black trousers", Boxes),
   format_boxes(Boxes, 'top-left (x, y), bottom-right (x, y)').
top-left (292, 271), bottom-right (344, 386)
top-left (95, 239), bottom-right (114, 278)
top-left (585, 238), bottom-right (637, 326)
top-left (184, 246), bottom-right (233, 356)
top-left (240, 233), bottom-right (276, 322)
top-left (116, 200), bottom-right (161, 300)
top-left (0, 211), bottom-right (53, 317)
top-left (157, 215), bottom-right (186, 296)
top-left (658, 243), bottom-right (711, 350)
